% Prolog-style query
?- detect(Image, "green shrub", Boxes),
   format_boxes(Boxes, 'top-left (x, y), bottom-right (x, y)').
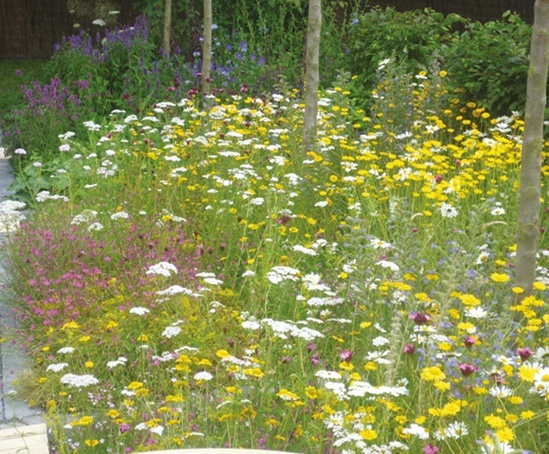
top-left (444, 12), bottom-right (532, 116)
top-left (343, 7), bottom-right (463, 108)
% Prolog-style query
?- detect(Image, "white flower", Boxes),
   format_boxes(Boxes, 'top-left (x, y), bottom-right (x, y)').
top-left (315, 201), bottom-right (329, 207)
top-left (440, 202), bottom-right (458, 218)
top-left (266, 266), bottom-right (300, 284)
top-left (241, 270), bottom-right (256, 278)
top-left (315, 370), bottom-right (342, 380)
top-left (149, 425), bottom-right (164, 436)
top-left (92, 19), bottom-right (106, 26)
top-left (156, 285), bottom-right (193, 296)
top-left (402, 423), bottom-right (429, 440)
top-left (129, 307), bottom-right (150, 316)
top-left (489, 385), bottom-right (514, 397)
top-left (111, 211), bottom-right (129, 220)
top-left (250, 197), bottom-right (265, 206)
top-left (444, 421), bottom-right (469, 439)
top-left (203, 277), bottom-right (223, 286)
top-left (491, 207), bottom-right (506, 216)
top-left (194, 371), bottom-right (213, 381)
top-left (14, 148), bottom-right (27, 155)
top-left (162, 326), bottom-right (182, 339)
top-left (372, 336), bottom-right (390, 347)
top-left (46, 363), bottom-right (69, 372)
top-left (59, 144), bottom-right (71, 152)
top-left (242, 320), bottom-right (261, 330)
top-left (465, 307), bottom-right (488, 319)
top-left (88, 222), bottom-right (104, 231)
top-left (146, 261), bottom-right (178, 277)
top-left (532, 367), bottom-right (549, 396)
top-left (376, 260), bottom-right (399, 271)
top-left (293, 245), bottom-right (317, 256)
top-left (107, 357), bottom-right (128, 368)
top-left (60, 374), bottom-right (99, 388)
top-left (57, 347), bottom-right (75, 354)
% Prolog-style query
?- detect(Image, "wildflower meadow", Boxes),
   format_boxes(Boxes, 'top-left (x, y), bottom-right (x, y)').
top-left (1, 6), bottom-right (548, 454)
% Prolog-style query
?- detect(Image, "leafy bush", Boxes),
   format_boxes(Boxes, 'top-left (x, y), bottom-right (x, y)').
top-left (343, 7), bottom-right (463, 108)
top-left (444, 12), bottom-right (532, 116)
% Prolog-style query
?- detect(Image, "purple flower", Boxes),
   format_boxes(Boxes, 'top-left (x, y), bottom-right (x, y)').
top-left (464, 336), bottom-right (476, 348)
top-left (409, 311), bottom-right (431, 325)
top-left (458, 363), bottom-right (478, 377)
top-left (517, 347), bottom-right (533, 361)
top-left (119, 423), bottom-right (131, 433)
top-left (403, 343), bottom-right (415, 355)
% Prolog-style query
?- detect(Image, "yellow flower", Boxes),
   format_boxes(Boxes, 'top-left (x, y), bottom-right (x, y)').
top-left (521, 411), bottom-right (535, 420)
top-left (85, 361), bottom-right (94, 368)
top-left (458, 294), bottom-right (481, 306)
top-left (421, 366), bottom-right (446, 382)
top-left (533, 281), bottom-right (547, 291)
top-left (495, 426), bottom-right (515, 442)
top-left (360, 429), bottom-right (378, 440)
top-left (484, 415), bottom-right (506, 429)
top-left (490, 273), bottom-right (510, 283)
top-left (518, 364), bottom-right (539, 382)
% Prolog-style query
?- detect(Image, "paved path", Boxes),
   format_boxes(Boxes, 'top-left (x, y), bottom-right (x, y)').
top-left (0, 143), bottom-right (48, 451)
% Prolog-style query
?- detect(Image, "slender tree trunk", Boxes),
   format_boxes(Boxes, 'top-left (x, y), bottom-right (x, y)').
top-left (303, 0), bottom-right (322, 151)
top-left (163, 0), bottom-right (172, 58)
top-left (201, 0), bottom-right (213, 94)
top-left (515, 0), bottom-right (549, 296)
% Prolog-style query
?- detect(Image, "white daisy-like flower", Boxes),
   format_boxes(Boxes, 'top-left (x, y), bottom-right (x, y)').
top-left (440, 202), bottom-right (458, 218)
top-left (464, 306), bottom-right (488, 319)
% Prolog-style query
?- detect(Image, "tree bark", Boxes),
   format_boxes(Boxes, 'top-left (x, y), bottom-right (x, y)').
top-left (515, 0), bottom-right (549, 295)
top-left (163, 0), bottom-right (172, 58)
top-left (201, 0), bottom-right (213, 94)
top-left (302, 0), bottom-right (322, 152)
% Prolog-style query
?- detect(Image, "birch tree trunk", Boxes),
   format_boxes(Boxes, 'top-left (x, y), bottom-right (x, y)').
top-left (163, 0), bottom-right (172, 58)
top-left (201, 0), bottom-right (213, 94)
top-left (515, 0), bottom-right (549, 295)
top-left (302, 0), bottom-right (322, 151)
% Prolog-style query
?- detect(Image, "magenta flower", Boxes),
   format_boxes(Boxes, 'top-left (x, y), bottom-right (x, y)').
top-left (340, 349), bottom-right (353, 362)
top-left (409, 311), bottom-right (431, 325)
top-left (458, 363), bottom-right (478, 377)
top-left (516, 347), bottom-right (533, 361)
top-left (403, 343), bottom-right (415, 355)
top-left (464, 336), bottom-right (476, 348)
top-left (424, 444), bottom-right (440, 454)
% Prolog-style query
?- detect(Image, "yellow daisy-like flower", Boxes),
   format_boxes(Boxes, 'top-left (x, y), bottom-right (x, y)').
top-left (360, 429), bottom-right (378, 440)
top-left (421, 366), bottom-right (446, 382)
top-left (518, 364), bottom-right (539, 382)
top-left (490, 273), bottom-right (510, 283)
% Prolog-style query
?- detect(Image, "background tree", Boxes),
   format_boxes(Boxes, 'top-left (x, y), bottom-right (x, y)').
top-left (302, 0), bottom-right (322, 151)
top-left (201, 0), bottom-right (212, 94)
top-left (515, 0), bottom-right (549, 295)
top-left (163, 0), bottom-right (172, 58)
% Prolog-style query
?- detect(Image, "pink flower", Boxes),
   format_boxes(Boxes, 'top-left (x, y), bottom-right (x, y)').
top-left (409, 311), bottom-right (431, 325)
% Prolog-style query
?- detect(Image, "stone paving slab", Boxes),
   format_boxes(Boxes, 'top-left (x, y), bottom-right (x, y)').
top-left (0, 423), bottom-right (49, 454)
top-left (0, 149), bottom-right (47, 452)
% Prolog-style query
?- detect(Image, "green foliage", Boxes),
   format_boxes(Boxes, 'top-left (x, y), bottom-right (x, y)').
top-left (343, 7), bottom-right (463, 108)
top-left (444, 12), bottom-right (532, 116)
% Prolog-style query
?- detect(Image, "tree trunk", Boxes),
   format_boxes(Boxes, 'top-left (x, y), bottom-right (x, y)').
top-left (515, 0), bottom-right (549, 295)
top-left (163, 0), bottom-right (172, 58)
top-left (201, 0), bottom-right (213, 94)
top-left (302, 0), bottom-right (322, 151)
